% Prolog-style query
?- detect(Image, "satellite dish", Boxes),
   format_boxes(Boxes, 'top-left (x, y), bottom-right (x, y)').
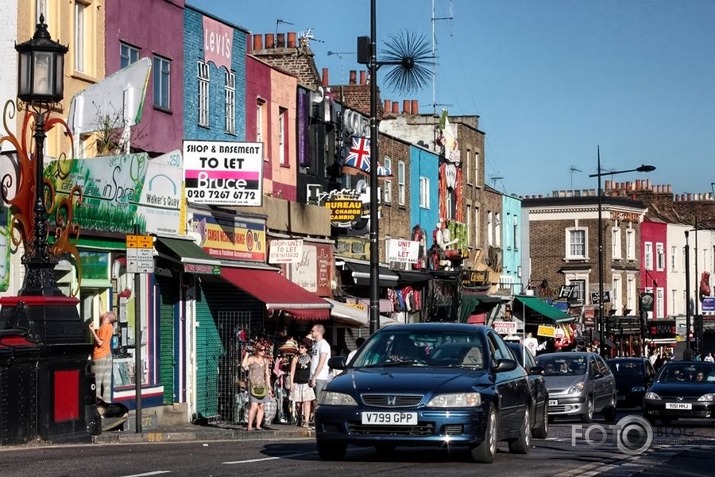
top-left (312, 86), bottom-right (325, 104)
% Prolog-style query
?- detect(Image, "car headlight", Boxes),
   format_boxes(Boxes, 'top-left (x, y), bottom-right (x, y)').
top-left (644, 392), bottom-right (661, 400)
top-left (426, 392), bottom-right (481, 408)
top-left (631, 386), bottom-right (646, 393)
top-left (697, 393), bottom-right (715, 402)
top-left (318, 391), bottom-right (358, 406)
top-left (567, 382), bottom-right (585, 394)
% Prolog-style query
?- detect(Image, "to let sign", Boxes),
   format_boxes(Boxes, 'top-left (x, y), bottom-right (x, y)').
top-left (268, 239), bottom-right (304, 264)
top-left (387, 239), bottom-right (419, 264)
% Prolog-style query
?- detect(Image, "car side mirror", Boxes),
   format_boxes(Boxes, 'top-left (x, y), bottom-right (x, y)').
top-left (493, 358), bottom-right (517, 373)
top-left (529, 365), bottom-right (545, 376)
top-left (328, 356), bottom-right (346, 370)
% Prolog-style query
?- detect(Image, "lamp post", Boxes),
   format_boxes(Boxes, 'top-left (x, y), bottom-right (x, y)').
top-left (589, 147), bottom-right (655, 358)
top-left (14, 14), bottom-right (68, 296)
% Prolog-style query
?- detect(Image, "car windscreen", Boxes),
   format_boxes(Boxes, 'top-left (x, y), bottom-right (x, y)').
top-left (657, 363), bottom-right (715, 383)
top-left (535, 355), bottom-right (587, 376)
top-left (608, 361), bottom-right (644, 376)
top-left (350, 330), bottom-right (487, 369)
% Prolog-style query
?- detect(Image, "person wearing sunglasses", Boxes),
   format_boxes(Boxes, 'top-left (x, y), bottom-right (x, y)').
top-left (289, 340), bottom-right (315, 427)
top-left (242, 343), bottom-right (273, 431)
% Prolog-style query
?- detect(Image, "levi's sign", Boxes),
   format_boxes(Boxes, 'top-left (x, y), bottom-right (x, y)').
top-left (183, 140), bottom-right (263, 206)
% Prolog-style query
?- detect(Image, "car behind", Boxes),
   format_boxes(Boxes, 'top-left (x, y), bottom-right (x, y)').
top-left (507, 342), bottom-right (549, 438)
top-left (643, 361), bottom-right (715, 425)
top-left (314, 323), bottom-right (533, 463)
top-left (607, 357), bottom-right (655, 408)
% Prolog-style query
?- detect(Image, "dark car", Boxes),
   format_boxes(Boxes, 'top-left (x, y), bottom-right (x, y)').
top-left (642, 361), bottom-right (715, 425)
top-left (507, 342), bottom-right (549, 438)
top-left (607, 357), bottom-right (655, 408)
top-left (314, 323), bottom-right (533, 463)
top-left (535, 352), bottom-right (617, 423)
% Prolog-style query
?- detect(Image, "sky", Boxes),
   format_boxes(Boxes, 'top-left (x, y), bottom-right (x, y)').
top-left (189, 0), bottom-right (715, 198)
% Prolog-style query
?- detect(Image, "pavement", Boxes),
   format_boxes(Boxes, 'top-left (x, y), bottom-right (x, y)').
top-left (92, 421), bottom-right (313, 444)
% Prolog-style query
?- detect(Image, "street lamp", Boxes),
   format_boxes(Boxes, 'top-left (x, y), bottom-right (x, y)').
top-left (14, 14), bottom-right (68, 296)
top-left (589, 146), bottom-right (655, 358)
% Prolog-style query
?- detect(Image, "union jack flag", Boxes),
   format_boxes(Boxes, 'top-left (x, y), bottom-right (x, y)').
top-left (342, 136), bottom-right (371, 176)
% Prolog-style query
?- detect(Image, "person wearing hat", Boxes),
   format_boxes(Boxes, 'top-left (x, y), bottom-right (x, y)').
top-left (289, 339), bottom-right (316, 427)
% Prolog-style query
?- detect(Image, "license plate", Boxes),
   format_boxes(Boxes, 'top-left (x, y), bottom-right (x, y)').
top-left (617, 396), bottom-right (626, 401)
top-left (361, 412), bottom-right (418, 425)
top-left (665, 402), bottom-right (692, 410)
top-left (548, 400), bottom-right (558, 406)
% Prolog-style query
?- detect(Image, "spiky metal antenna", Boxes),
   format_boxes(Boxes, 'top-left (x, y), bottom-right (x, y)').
top-left (381, 30), bottom-right (434, 95)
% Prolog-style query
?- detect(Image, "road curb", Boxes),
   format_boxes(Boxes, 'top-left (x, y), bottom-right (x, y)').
top-left (92, 428), bottom-right (313, 444)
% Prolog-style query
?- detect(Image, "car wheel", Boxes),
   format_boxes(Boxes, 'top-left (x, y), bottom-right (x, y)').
top-left (509, 406), bottom-right (531, 454)
top-left (316, 440), bottom-right (347, 461)
top-left (581, 397), bottom-right (594, 423)
top-left (471, 403), bottom-right (498, 463)
top-left (374, 444), bottom-right (396, 457)
top-left (532, 405), bottom-right (549, 439)
top-left (603, 395), bottom-right (617, 423)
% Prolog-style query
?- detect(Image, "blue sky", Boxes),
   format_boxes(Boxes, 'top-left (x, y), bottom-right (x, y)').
top-left (190, 0), bottom-right (715, 198)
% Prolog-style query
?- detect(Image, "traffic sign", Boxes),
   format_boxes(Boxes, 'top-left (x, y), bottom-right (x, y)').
top-left (126, 234), bottom-right (153, 249)
top-left (126, 234), bottom-right (154, 274)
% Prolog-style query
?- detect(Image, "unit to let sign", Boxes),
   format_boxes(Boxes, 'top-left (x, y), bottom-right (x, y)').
top-left (126, 234), bottom-right (154, 274)
top-left (183, 140), bottom-right (264, 206)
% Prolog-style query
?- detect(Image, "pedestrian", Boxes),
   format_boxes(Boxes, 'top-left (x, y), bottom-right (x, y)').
top-left (289, 339), bottom-right (315, 428)
top-left (705, 352), bottom-right (714, 363)
top-left (347, 337), bottom-right (366, 364)
top-left (89, 310), bottom-right (117, 403)
top-left (308, 324), bottom-right (331, 398)
top-left (242, 341), bottom-right (273, 431)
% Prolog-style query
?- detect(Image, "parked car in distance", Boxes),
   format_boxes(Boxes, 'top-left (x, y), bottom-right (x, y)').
top-left (507, 342), bottom-right (549, 438)
top-left (642, 361), bottom-right (715, 426)
top-left (607, 357), bottom-right (655, 408)
top-left (535, 352), bottom-right (617, 423)
top-left (314, 323), bottom-right (533, 463)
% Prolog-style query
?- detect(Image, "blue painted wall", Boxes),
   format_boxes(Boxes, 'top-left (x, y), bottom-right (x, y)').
top-left (409, 146), bottom-right (440, 237)
top-left (502, 194), bottom-right (523, 293)
top-left (184, 6), bottom-right (247, 141)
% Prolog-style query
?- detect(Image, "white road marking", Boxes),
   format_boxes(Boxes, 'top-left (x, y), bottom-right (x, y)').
top-left (120, 472), bottom-right (171, 477)
top-left (223, 451), bottom-right (314, 464)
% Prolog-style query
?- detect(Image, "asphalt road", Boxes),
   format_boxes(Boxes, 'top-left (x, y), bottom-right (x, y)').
top-left (1, 410), bottom-right (712, 477)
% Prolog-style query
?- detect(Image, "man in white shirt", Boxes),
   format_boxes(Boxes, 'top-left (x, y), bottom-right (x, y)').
top-left (309, 324), bottom-right (331, 398)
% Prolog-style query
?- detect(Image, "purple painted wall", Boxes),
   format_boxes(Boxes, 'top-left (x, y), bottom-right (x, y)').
top-left (105, 0), bottom-right (185, 155)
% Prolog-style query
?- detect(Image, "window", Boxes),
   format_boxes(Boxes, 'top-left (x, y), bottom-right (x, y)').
top-left (495, 213), bottom-right (501, 247)
top-left (256, 99), bottom-right (266, 151)
top-left (611, 227), bottom-right (621, 259)
top-left (670, 246), bottom-right (677, 271)
top-left (627, 275), bottom-right (636, 315)
top-left (466, 149), bottom-right (472, 184)
top-left (644, 242), bottom-right (653, 271)
top-left (225, 70), bottom-right (236, 134)
top-left (120, 43), bottom-right (140, 69)
top-left (612, 274), bottom-right (622, 315)
top-left (487, 212), bottom-right (493, 246)
top-left (279, 108), bottom-right (287, 166)
top-left (74, 1), bottom-right (86, 73)
top-left (197, 61), bottom-right (210, 127)
top-left (153, 56), bottom-right (171, 110)
top-left (625, 228), bottom-right (636, 260)
top-left (570, 279), bottom-right (586, 304)
top-left (656, 287), bottom-right (664, 319)
top-left (419, 177), bottom-right (430, 208)
top-left (513, 218), bottom-right (519, 251)
top-left (566, 228), bottom-right (587, 259)
top-left (397, 161), bottom-right (405, 206)
top-left (383, 157), bottom-right (392, 203)
top-left (466, 205), bottom-right (472, 246)
top-left (475, 207), bottom-right (481, 246)
top-left (656, 243), bottom-right (665, 271)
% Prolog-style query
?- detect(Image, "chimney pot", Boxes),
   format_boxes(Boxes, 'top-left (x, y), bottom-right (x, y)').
top-left (265, 33), bottom-right (275, 49)
top-left (403, 99), bottom-right (411, 115)
top-left (287, 32), bottom-right (297, 48)
top-left (411, 100), bottom-right (419, 115)
top-left (276, 33), bottom-right (285, 47)
top-left (392, 102), bottom-right (399, 114)
top-left (384, 99), bottom-right (391, 112)
top-left (359, 71), bottom-right (366, 85)
top-left (321, 68), bottom-right (329, 86)
top-left (252, 34), bottom-right (263, 52)
top-left (349, 70), bottom-right (357, 85)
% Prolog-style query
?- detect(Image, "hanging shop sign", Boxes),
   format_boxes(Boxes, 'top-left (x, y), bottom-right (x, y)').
top-left (537, 325), bottom-right (557, 338)
top-left (45, 151), bottom-right (184, 235)
top-left (287, 243), bottom-right (333, 296)
top-left (386, 239), bottom-right (419, 264)
top-left (191, 212), bottom-right (266, 262)
top-left (184, 140), bottom-right (263, 206)
top-left (269, 239), bottom-right (304, 264)
top-left (493, 321), bottom-right (518, 336)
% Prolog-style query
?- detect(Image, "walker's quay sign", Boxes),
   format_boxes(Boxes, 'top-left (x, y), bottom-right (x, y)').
top-left (183, 140), bottom-right (263, 206)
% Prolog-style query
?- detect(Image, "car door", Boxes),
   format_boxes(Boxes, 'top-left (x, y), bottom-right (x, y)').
top-left (487, 332), bottom-right (527, 432)
top-left (594, 355), bottom-right (615, 410)
top-left (588, 355), bottom-right (607, 410)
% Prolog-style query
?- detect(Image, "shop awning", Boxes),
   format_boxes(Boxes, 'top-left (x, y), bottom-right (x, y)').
top-left (155, 237), bottom-right (221, 275)
top-left (514, 295), bottom-right (573, 323)
top-left (220, 268), bottom-right (331, 320)
top-left (343, 261), bottom-right (399, 287)
top-left (324, 298), bottom-right (399, 327)
top-left (460, 294), bottom-right (506, 323)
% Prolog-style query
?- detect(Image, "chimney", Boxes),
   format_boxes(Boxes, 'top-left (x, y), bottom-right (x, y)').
top-left (265, 33), bottom-right (275, 49)
top-left (384, 99), bottom-right (391, 113)
top-left (321, 68), bottom-right (329, 86)
top-left (349, 70), bottom-right (357, 85)
top-left (392, 102), bottom-right (399, 114)
top-left (252, 34), bottom-right (263, 52)
top-left (276, 33), bottom-right (285, 47)
top-left (359, 71), bottom-right (366, 85)
top-left (411, 100), bottom-right (419, 115)
top-left (287, 32), bottom-right (296, 48)
top-left (403, 100), bottom-right (411, 115)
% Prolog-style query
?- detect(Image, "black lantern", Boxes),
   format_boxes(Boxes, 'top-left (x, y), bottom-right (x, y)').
top-left (15, 14), bottom-right (68, 104)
